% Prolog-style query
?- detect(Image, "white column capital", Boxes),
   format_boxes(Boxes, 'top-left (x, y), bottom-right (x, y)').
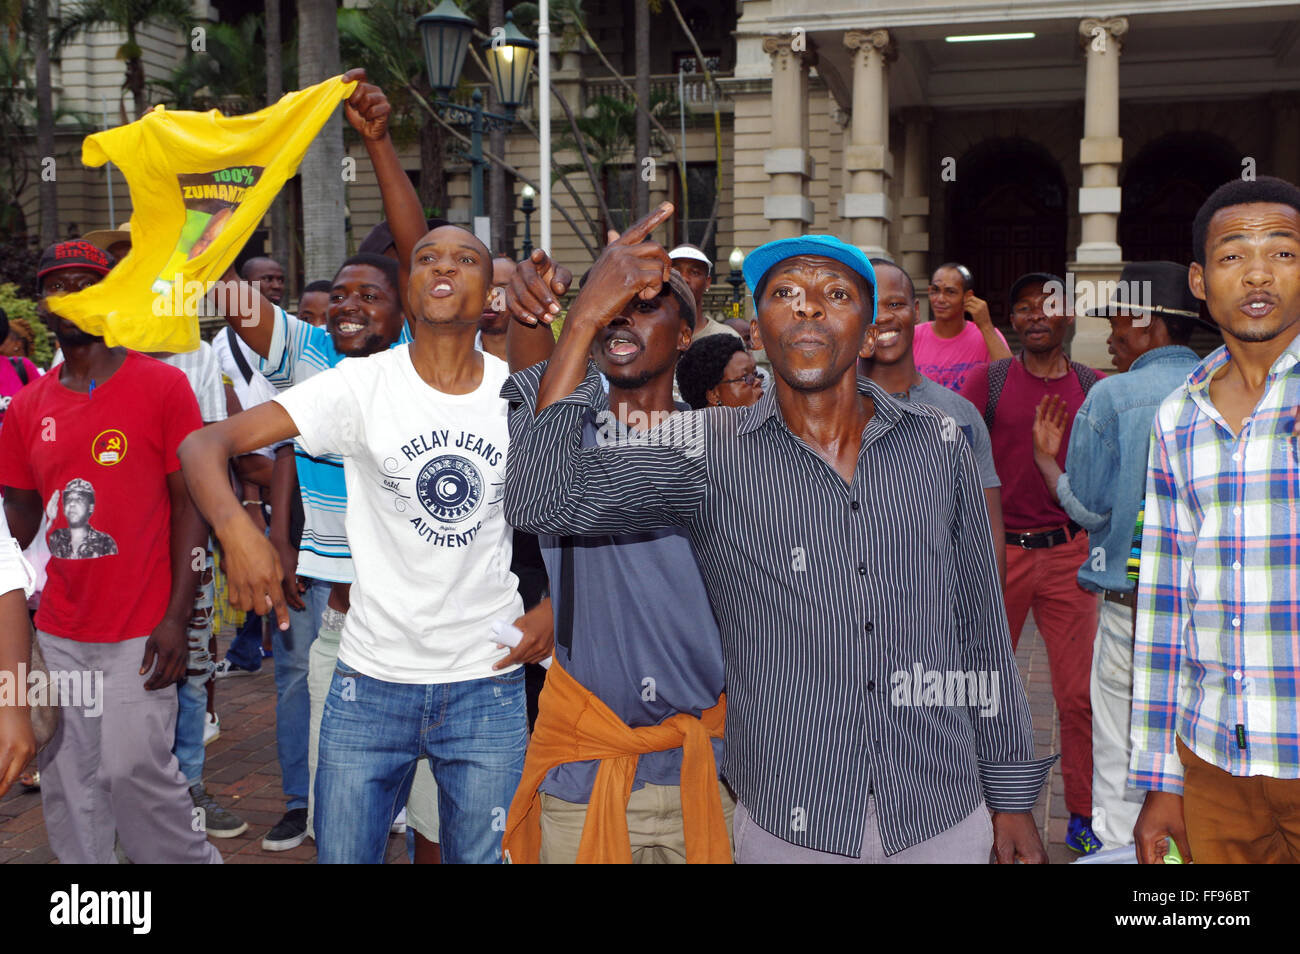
top-left (1078, 17), bottom-right (1128, 53)
top-left (763, 34), bottom-right (815, 69)
top-left (844, 29), bottom-right (895, 65)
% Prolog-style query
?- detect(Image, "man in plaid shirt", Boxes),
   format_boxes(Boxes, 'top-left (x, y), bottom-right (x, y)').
top-left (1130, 175), bottom-right (1300, 863)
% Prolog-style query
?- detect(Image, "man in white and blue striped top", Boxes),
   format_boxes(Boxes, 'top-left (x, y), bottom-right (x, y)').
top-left (503, 222), bottom-right (1054, 862)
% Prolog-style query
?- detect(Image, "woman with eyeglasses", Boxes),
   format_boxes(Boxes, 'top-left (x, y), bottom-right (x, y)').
top-left (676, 334), bottom-right (764, 410)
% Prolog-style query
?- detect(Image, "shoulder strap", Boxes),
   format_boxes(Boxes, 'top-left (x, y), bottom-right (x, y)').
top-left (225, 326), bottom-right (255, 385)
top-left (1070, 360), bottom-right (1100, 397)
top-left (9, 357), bottom-right (28, 385)
top-left (982, 358), bottom-right (1012, 433)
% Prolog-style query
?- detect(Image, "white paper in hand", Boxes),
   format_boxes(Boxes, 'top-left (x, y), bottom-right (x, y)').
top-left (489, 619), bottom-right (552, 669)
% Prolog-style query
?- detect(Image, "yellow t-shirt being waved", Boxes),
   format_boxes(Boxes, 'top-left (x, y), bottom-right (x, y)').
top-left (49, 76), bottom-right (357, 353)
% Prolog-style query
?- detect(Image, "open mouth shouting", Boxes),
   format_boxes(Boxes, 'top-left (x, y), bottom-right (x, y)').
top-left (429, 278), bottom-right (456, 299)
top-left (601, 327), bottom-right (644, 365)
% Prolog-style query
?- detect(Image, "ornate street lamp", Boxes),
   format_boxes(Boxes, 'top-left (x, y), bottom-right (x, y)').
top-left (416, 5), bottom-right (537, 224)
top-left (520, 183), bottom-right (536, 257)
top-left (727, 246), bottom-right (745, 318)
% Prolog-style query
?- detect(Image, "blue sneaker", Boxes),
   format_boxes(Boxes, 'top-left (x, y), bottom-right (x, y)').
top-left (1066, 814), bottom-right (1103, 855)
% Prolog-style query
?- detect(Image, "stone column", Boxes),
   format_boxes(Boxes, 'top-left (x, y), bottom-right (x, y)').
top-left (899, 106), bottom-right (932, 315)
top-left (1075, 17), bottom-right (1127, 264)
top-left (1070, 16), bottom-right (1127, 368)
top-left (761, 36), bottom-right (815, 240)
top-left (841, 29), bottom-right (894, 258)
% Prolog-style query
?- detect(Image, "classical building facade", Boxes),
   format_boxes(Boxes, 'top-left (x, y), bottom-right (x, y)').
top-left (15, 1), bottom-right (1300, 363)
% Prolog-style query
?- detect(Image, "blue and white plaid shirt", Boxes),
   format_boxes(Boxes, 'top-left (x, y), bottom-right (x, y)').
top-left (1129, 333), bottom-right (1300, 794)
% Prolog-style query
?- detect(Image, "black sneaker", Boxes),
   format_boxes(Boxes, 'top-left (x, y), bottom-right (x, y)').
top-left (262, 808), bottom-right (309, 852)
top-left (189, 782), bottom-right (249, 838)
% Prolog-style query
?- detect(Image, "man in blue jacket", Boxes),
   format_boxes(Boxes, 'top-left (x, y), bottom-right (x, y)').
top-left (1030, 261), bottom-right (1208, 850)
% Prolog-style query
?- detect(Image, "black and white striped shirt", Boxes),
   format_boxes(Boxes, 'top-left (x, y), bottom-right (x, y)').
top-left (502, 362), bottom-right (1054, 856)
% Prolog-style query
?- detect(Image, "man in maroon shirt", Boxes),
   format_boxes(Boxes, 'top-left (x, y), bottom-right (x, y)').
top-left (961, 272), bottom-right (1104, 855)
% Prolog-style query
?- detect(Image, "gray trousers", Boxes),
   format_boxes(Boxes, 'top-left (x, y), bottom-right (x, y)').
top-left (37, 631), bottom-right (222, 864)
top-left (733, 796), bottom-right (993, 864)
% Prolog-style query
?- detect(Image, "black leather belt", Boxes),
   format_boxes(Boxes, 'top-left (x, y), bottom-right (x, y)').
top-left (1005, 521), bottom-right (1081, 549)
top-left (1103, 588), bottom-right (1136, 608)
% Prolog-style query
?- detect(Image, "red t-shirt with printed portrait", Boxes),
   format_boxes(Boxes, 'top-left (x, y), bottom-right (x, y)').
top-left (0, 352), bottom-right (202, 641)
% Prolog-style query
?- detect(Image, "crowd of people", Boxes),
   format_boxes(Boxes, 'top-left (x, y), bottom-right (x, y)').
top-left (0, 75), bottom-right (1297, 865)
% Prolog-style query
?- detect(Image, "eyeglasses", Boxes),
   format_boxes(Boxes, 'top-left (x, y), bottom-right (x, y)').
top-left (719, 371), bottom-right (763, 387)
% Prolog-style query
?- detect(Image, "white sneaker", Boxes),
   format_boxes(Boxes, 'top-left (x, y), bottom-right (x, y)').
top-left (213, 658), bottom-right (259, 679)
top-left (203, 711), bottom-right (220, 746)
top-left (390, 808), bottom-right (407, 835)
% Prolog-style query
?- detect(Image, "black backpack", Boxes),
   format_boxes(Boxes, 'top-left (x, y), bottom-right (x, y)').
top-left (981, 356), bottom-right (1099, 433)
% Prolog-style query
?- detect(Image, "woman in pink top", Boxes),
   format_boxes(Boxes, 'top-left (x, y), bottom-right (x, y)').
top-left (914, 262), bottom-right (1011, 392)
top-left (0, 309), bottom-right (40, 428)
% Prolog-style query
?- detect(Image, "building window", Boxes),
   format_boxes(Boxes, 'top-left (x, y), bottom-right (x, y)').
top-left (674, 162), bottom-right (717, 262)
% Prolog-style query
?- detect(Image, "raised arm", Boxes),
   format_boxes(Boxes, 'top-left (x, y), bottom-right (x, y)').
top-left (501, 206), bottom-right (711, 538)
top-left (342, 68), bottom-right (423, 296)
top-left (965, 292), bottom-right (1011, 362)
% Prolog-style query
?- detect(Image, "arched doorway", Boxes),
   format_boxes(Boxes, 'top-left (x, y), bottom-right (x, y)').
top-left (945, 138), bottom-right (1069, 326)
top-left (1119, 132), bottom-right (1240, 266)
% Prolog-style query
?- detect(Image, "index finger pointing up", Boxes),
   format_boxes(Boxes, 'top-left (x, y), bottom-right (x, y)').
top-left (613, 202), bottom-right (674, 246)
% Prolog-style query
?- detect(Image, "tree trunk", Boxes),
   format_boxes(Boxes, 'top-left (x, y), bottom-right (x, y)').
top-left (296, 0), bottom-right (347, 283)
top-left (34, 0), bottom-right (57, 244)
top-left (487, 0), bottom-right (508, 255)
top-left (633, 0), bottom-right (650, 220)
top-left (419, 106), bottom-right (446, 220)
top-left (265, 0), bottom-right (290, 280)
top-left (127, 25), bottom-right (147, 121)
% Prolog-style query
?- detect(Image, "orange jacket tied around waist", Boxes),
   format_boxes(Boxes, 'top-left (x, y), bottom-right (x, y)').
top-left (502, 659), bottom-right (730, 864)
top-left (46, 76), bottom-right (357, 353)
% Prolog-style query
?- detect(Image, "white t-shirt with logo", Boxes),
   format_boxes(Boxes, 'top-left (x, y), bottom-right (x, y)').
top-left (275, 345), bottom-right (523, 684)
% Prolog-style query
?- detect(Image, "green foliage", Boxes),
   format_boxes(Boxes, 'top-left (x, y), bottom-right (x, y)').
top-left (0, 283), bottom-right (52, 367)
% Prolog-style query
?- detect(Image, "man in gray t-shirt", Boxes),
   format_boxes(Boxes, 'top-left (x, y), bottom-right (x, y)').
top-left (861, 259), bottom-right (1006, 585)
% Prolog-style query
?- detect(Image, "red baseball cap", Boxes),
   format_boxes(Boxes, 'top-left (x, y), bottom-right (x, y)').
top-left (37, 240), bottom-right (113, 282)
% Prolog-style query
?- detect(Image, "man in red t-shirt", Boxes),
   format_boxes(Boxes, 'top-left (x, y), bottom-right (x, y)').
top-left (961, 272), bottom-right (1104, 857)
top-left (0, 241), bottom-right (220, 863)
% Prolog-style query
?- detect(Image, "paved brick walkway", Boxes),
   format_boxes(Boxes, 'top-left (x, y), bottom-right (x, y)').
top-left (3, 617), bottom-right (1075, 864)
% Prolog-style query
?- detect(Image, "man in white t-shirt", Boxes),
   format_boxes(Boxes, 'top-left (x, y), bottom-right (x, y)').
top-left (178, 224), bottom-right (554, 863)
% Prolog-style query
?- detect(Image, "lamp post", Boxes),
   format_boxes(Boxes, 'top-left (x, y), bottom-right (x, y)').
top-left (727, 246), bottom-right (745, 319)
top-left (520, 184), bottom-right (536, 257)
top-left (417, 3), bottom-right (537, 226)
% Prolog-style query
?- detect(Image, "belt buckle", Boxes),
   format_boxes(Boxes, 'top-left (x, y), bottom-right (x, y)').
top-left (1019, 532), bottom-right (1033, 550)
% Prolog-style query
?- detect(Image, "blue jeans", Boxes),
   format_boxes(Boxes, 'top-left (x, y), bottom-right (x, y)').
top-left (225, 611), bottom-right (264, 671)
top-left (315, 660), bottom-right (527, 864)
top-left (173, 677), bottom-right (207, 786)
top-left (275, 578), bottom-right (328, 811)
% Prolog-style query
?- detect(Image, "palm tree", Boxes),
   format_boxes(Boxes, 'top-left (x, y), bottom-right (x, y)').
top-left (32, 0), bottom-right (55, 245)
top-left (265, 0), bottom-right (289, 268)
top-left (338, 0), bottom-right (450, 219)
top-left (633, 0), bottom-right (649, 219)
top-left (55, 0), bottom-right (195, 120)
top-left (297, 0), bottom-right (346, 284)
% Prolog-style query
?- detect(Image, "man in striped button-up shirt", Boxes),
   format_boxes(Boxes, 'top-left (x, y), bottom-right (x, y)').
top-left (1130, 176), bottom-right (1300, 864)
top-left (504, 219), bottom-right (1053, 862)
